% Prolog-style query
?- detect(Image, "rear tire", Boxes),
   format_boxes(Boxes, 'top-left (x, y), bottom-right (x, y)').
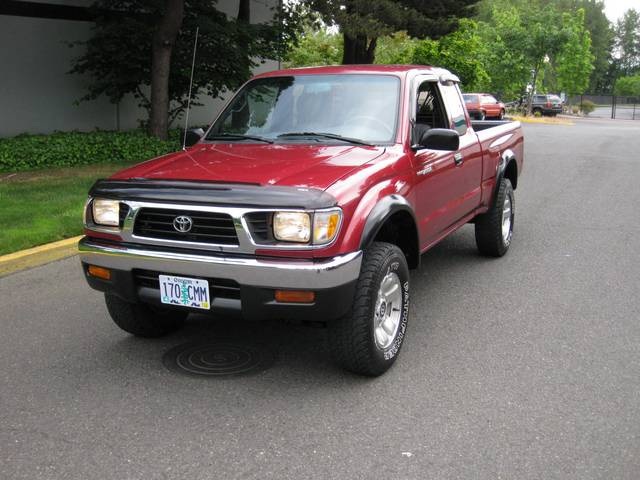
top-left (499, 109), bottom-right (505, 120)
top-left (328, 242), bottom-right (410, 376)
top-left (475, 178), bottom-right (514, 257)
top-left (105, 294), bottom-right (187, 337)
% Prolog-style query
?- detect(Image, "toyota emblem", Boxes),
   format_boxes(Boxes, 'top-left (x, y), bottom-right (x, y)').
top-left (173, 215), bottom-right (193, 233)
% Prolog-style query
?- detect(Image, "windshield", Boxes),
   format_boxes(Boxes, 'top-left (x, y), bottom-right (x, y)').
top-left (207, 74), bottom-right (400, 144)
top-left (463, 94), bottom-right (479, 104)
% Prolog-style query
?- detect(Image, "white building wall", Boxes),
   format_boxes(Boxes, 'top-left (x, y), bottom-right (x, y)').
top-left (0, 0), bottom-right (279, 137)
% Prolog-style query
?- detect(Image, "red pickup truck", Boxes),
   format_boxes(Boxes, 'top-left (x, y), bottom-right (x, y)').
top-left (80, 65), bottom-right (523, 376)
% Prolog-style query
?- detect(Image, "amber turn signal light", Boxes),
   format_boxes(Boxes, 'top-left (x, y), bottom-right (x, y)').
top-left (274, 290), bottom-right (315, 304)
top-left (87, 265), bottom-right (111, 280)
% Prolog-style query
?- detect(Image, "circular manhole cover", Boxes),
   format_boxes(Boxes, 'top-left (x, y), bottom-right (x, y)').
top-left (163, 341), bottom-right (275, 377)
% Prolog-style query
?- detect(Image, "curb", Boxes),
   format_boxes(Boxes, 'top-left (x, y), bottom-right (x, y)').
top-left (0, 236), bottom-right (82, 278)
top-left (508, 115), bottom-right (574, 126)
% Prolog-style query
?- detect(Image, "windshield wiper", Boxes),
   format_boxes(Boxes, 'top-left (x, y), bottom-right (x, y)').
top-left (277, 132), bottom-right (374, 146)
top-left (205, 133), bottom-right (274, 144)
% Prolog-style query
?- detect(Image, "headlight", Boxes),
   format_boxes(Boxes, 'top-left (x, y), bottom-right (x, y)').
top-left (273, 212), bottom-right (311, 242)
top-left (313, 210), bottom-right (342, 244)
top-left (272, 210), bottom-right (342, 244)
top-left (92, 199), bottom-right (120, 227)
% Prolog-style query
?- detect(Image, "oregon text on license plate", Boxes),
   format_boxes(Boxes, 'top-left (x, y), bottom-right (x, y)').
top-left (159, 275), bottom-right (210, 310)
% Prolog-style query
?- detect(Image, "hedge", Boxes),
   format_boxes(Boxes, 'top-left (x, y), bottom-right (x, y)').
top-left (0, 130), bottom-right (182, 172)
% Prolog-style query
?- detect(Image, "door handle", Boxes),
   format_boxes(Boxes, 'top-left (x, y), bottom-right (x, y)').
top-left (454, 153), bottom-right (463, 166)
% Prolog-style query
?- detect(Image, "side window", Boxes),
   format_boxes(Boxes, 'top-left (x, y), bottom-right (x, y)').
top-left (413, 81), bottom-right (448, 143)
top-left (439, 84), bottom-right (468, 135)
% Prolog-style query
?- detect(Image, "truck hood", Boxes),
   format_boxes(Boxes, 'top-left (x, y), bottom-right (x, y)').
top-left (110, 143), bottom-right (386, 191)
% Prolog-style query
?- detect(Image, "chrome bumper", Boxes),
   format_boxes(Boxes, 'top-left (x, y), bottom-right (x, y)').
top-left (78, 238), bottom-right (362, 290)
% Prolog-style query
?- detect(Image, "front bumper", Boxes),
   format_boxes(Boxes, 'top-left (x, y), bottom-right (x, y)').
top-left (79, 237), bottom-right (362, 321)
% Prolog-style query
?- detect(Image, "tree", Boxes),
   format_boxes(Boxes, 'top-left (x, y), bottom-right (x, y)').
top-left (556, 8), bottom-right (594, 105)
top-left (576, 0), bottom-right (613, 92)
top-left (307, 0), bottom-right (479, 64)
top-left (286, 29), bottom-right (420, 68)
top-left (476, 1), bottom-right (537, 101)
top-left (520, 5), bottom-right (570, 113)
top-left (477, 0), bottom-right (584, 111)
top-left (285, 26), bottom-right (343, 67)
top-left (543, 0), bottom-right (613, 92)
top-left (411, 19), bottom-right (490, 91)
top-left (614, 74), bottom-right (640, 96)
top-left (375, 31), bottom-right (419, 65)
top-left (614, 8), bottom-right (640, 76)
top-left (150, 0), bottom-right (184, 139)
top-left (71, 0), bottom-right (294, 139)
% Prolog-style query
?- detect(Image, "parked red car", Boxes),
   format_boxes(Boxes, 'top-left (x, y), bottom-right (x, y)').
top-left (462, 93), bottom-right (506, 120)
top-left (80, 66), bottom-right (524, 376)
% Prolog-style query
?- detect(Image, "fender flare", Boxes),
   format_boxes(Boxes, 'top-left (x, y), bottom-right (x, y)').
top-left (494, 149), bottom-right (517, 203)
top-left (359, 195), bottom-right (420, 269)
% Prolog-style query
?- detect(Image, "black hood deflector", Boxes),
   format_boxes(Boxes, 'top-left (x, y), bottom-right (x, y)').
top-left (89, 179), bottom-right (337, 210)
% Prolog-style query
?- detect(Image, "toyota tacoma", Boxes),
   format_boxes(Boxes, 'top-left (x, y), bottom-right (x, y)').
top-left (80, 65), bottom-right (524, 376)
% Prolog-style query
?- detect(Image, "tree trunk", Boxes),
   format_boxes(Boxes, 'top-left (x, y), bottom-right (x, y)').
top-left (237, 0), bottom-right (250, 23)
top-left (342, 34), bottom-right (377, 64)
top-left (149, 0), bottom-right (184, 140)
top-left (526, 63), bottom-right (540, 116)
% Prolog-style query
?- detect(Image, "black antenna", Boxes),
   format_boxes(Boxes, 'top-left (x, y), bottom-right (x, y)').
top-left (182, 26), bottom-right (200, 150)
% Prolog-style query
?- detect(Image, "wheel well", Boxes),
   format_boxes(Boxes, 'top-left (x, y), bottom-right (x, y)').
top-left (504, 159), bottom-right (518, 189)
top-left (372, 211), bottom-right (420, 269)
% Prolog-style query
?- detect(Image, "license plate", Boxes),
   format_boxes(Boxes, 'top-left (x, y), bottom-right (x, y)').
top-left (159, 275), bottom-right (210, 310)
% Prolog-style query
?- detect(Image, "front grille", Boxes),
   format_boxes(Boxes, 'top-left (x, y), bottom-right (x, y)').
top-left (133, 269), bottom-right (241, 300)
top-left (244, 211), bottom-right (274, 243)
top-left (133, 208), bottom-right (238, 245)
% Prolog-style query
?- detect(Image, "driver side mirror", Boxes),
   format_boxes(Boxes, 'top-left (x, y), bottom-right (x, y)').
top-left (184, 128), bottom-right (205, 147)
top-left (415, 128), bottom-right (460, 151)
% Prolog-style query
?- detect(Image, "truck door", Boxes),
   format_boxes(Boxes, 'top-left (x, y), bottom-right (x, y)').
top-left (411, 78), bottom-right (482, 247)
top-left (439, 82), bottom-right (483, 218)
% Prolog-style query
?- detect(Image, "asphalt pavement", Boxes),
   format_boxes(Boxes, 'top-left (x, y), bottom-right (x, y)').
top-left (1, 117), bottom-right (639, 479)
top-left (590, 105), bottom-right (640, 120)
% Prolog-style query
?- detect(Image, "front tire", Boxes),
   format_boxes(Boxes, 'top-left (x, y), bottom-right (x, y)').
top-left (474, 178), bottom-right (514, 257)
top-left (478, 110), bottom-right (486, 120)
top-left (328, 242), bottom-right (410, 376)
top-left (105, 294), bottom-right (187, 337)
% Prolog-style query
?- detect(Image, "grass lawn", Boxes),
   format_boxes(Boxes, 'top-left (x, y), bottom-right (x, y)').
top-left (0, 162), bottom-right (136, 255)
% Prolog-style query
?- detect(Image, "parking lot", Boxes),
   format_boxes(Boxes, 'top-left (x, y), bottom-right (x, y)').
top-left (1, 117), bottom-right (639, 479)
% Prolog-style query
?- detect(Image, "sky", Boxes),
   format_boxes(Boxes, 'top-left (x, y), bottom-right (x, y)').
top-left (603, 0), bottom-right (640, 22)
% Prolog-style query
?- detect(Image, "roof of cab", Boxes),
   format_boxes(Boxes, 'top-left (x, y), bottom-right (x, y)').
top-left (253, 64), bottom-right (456, 80)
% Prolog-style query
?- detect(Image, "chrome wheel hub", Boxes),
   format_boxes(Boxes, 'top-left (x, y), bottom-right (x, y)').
top-left (373, 272), bottom-right (403, 349)
top-left (502, 194), bottom-right (512, 243)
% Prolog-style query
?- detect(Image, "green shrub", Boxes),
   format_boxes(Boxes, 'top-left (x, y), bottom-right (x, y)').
top-left (0, 130), bottom-right (181, 172)
top-left (572, 105), bottom-right (580, 115)
top-left (506, 106), bottom-right (521, 116)
top-left (580, 100), bottom-right (595, 115)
